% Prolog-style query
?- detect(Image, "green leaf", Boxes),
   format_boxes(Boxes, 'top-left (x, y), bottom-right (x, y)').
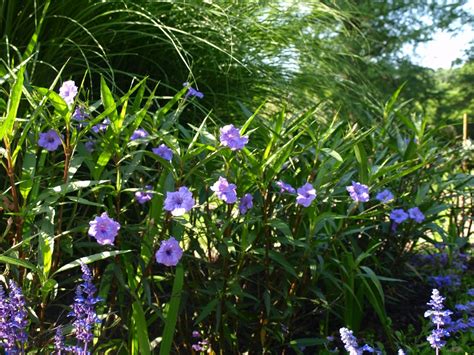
top-left (194, 298), bottom-right (219, 324)
top-left (52, 250), bottom-right (131, 275)
top-left (159, 264), bottom-right (184, 355)
top-left (38, 206), bottom-right (55, 279)
top-left (0, 255), bottom-right (38, 272)
top-left (132, 301), bottom-right (151, 355)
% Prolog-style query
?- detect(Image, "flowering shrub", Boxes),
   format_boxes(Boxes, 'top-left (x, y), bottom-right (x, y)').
top-left (0, 66), bottom-right (472, 353)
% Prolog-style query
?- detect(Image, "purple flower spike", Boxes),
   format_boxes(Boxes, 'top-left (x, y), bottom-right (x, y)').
top-left (339, 327), bottom-right (359, 354)
top-left (296, 182), bottom-right (316, 207)
top-left (155, 237), bottom-right (183, 266)
top-left (59, 80), bottom-right (78, 105)
top-left (390, 209), bottom-right (409, 224)
top-left (69, 263), bottom-right (101, 351)
top-left (375, 189), bottom-right (394, 203)
top-left (424, 289), bottom-right (452, 350)
top-left (135, 185), bottom-right (153, 204)
top-left (164, 187), bottom-right (195, 216)
top-left (346, 181), bottom-right (370, 202)
top-left (211, 177), bottom-right (238, 204)
top-left (183, 82), bottom-right (204, 99)
top-left (239, 193), bottom-right (253, 215)
top-left (38, 129), bottom-right (62, 151)
top-left (408, 207), bottom-right (425, 223)
top-left (220, 124), bottom-right (249, 151)
top-left (152, 144), bottom-right (173, 161)
top-left (276, 180), bottom-right (296, 194)
top-left (130, 128), bottom-right (149, 141)
top-left (88, 212), bottom-right (120, 245)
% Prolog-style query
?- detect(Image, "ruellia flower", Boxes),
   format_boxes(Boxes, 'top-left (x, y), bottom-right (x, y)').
top-left (38, 129), bottom-right (62, 151)
top-left (375, 189), bottom-right (394, 203)
top-left (390, 208), bottom-right (409, 224)
top-left (346, 181), bottom-right (369, 202)
top-left (130, 128), bottom-right (149, 141)
top-left (88, 212), bottom-right (120, 245)
top-left (296, 182), bottom-right (316, 207)
top-left (239, 193), bottom-right (253, 215)
top-left (276, 180), bottom-right (296, 194)
top-left (73, 106), bottom-right (89, 121)
top-left (183, 82), bottom-right (204, 99)
top-left (408, 207), bottom-right (425, 223)
top-left (164, 187), bottom-right (195, 216)
top-left (155, 237), bottom-right (183, 266)
top-left (59, 80), bottom-right (78, 105)
top-left (135, 185), bottom-right (153, 204)
top-left (211, 176), bottom-right (237, 204)
top-left (219, 124), bottom-right (249, 151)
top-left (152, 144), bottom-right (173, 161)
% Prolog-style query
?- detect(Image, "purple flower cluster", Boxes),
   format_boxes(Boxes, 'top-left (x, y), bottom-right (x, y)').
top-left (424, 289), bottom-right (452, 350)
top-left (38, 129), bottom-right (62, 152)
top-left (59, 80), bottom-right (78, 105)
top-left (390, 207), bottom-right (425, 225)
top-left (191, 330), bottom-right (209, 352)
top-left (68, 263), bottom-right (101, 353)
top-left (339, 327), bottom-right (374, 354)
top-left (220, 124), bottom-right (249, 151)
top-left (0, 280), bottom-right (28, 352)
top-left (88, 212), bottom-right (121, 245)
top-left (346, 181), bottom-right (370, 202)
top-left (164, 186), bottom-right (195, 216)
top-left (135, 185), bottom-right (154, 204)
top-left (155, 237), bottom-right (183, 266)
top-left (152, 144), bottom-right (173, 161)
top-left (428, 275), bottom-right (461, 290)
top-left (183, 82), bottom-right (204, 99)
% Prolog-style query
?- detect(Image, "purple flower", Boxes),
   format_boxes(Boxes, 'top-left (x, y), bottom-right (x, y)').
top-left (211, 177), bottom-right (237, 204)
top-left (390, 209), bottom-right (409, 224)
top-left (0, 280), bottom-right (28, 352)
top-left (424, 289), bottom-right (452, 350)
top-left (398, 350), bottom-right (406, 355)
top-left (239, 193), bottom-right (253, 215)
top-left (88, 212), bottom-right (120, 245)
top-left (54, 327), bottom-right (64, 353)
top-left (38, 129), bottom-right (62, 151)
top-left (192, 330), bottom-right (201, 338)
top-left (360, 344), bottom-right (375, 352)
top-left (69, 263), bottom-right (101, 351)
top-left (164, 187), bottom-right (195, 216)
top-left (73, 106), bottom-right (88, 121)
top-left (59, 80), bottom-right (78, 105)
top-left (428, 275), bottom-right (461, 289)
top-left (339, 327), bottom-right (359, 354)
top-left (155, 237), bottom-right (183, 266)
top-left (130, 128), bottom-right (149, 141)
top-left (375, 189), bottom-right (394, 203)
top-left (296, 182), bottom-right (316, 207)
top-left (91, 118), bottom-right (110, 133)
top-left (152, 144), bottom-right (173, 161)
top-left (85, 139), bottom-right (95, 152)
top-left (135, 185), bottom-right (153, 204)
top-left (183, 82), bottom-right (204, 99)
top-left (408, 207), bottom-right (425, 223)
top-left (346, 181), bottom-right (369, 202)
top-left (276, 180), bottom-right (296, 194)
top-left (219, 124), bottom-right (249, 151)
top-left (467, 289), bottom-right (474, 297)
